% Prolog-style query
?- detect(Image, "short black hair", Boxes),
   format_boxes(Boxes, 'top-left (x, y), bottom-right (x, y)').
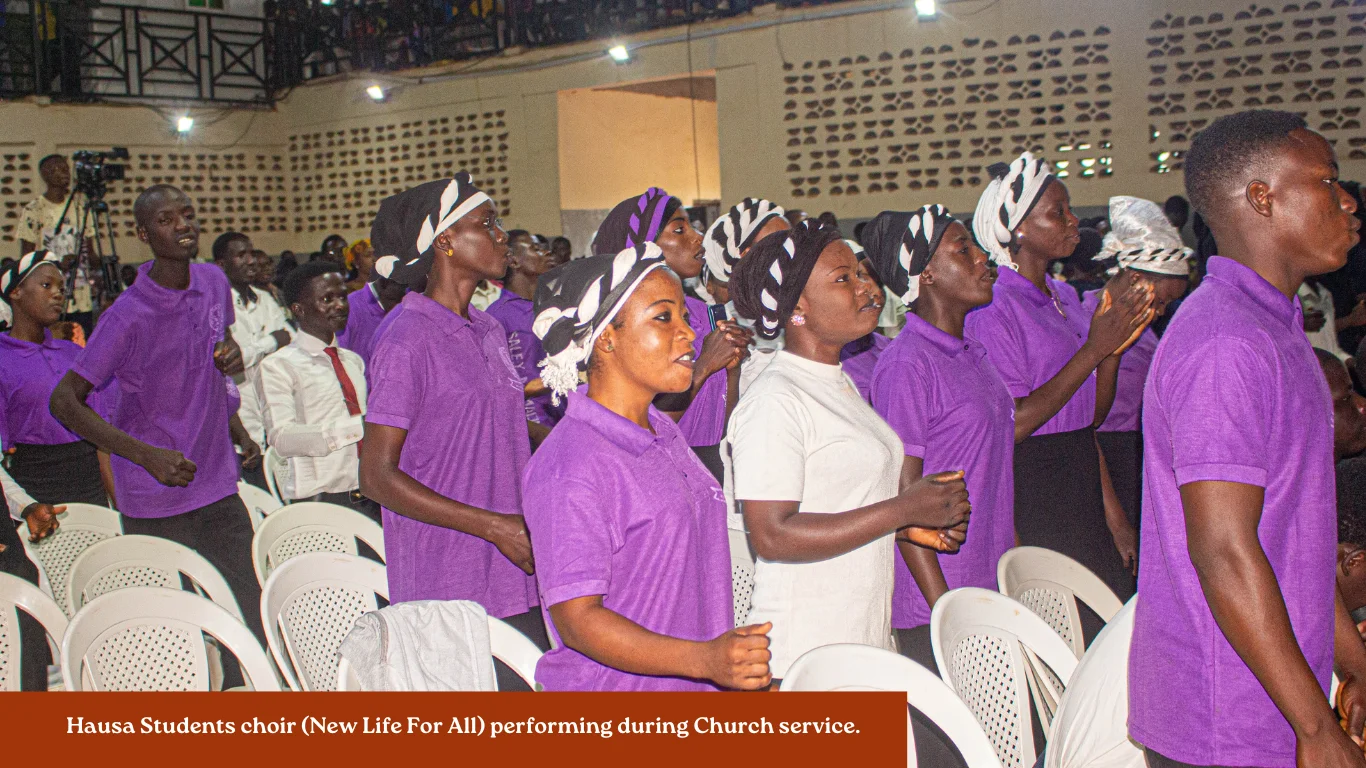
top-left (1163, 195), bottom-right (1190, 218)
top-left (38, 154), bottom-right (65, 170)
top-left (1184, 109), bottom-right (1308, 219)
top-left (1316, 346), bottom-right (1345, 372)
top-left (1342, 458), bottom-right (1366, 544)
top-left (551, 236), bottom-right (571, 248)
top-left (212, 231), bottom-right (248, 262)
top-left (282, 260), bottom-right (344, 307)
top-left (133, 184), bottom-right (188, 228)
top-left (506, 229), bottom-right (530, 243)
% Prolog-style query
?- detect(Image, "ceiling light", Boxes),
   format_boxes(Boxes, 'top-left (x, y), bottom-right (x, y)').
top-left (914, 0), bottom-right (937, 19)
top-left (366, 84), bottom-right (386, 101)
top-left (175, 116), bottom-right (194, 133)
top-left (608, 45), bottom-right (631, 63)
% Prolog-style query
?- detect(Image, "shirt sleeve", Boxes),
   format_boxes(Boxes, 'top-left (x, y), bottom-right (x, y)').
top-left (13, 201), bottom-right (40, 245)
top-left (1, 460), bottom-right (36, 521)
top-left (71, 309), bottom-right (132, 390)
top-left (232, 305), bottom-right (281, 371)
top-left (523, 474), bottom-right (616, 608)
top-left (1164, 338), bottom-right (1274, 488)
top-left (258, 355), bottom-right (364, 458)
top-left (966, 306), bottom-right (1032, 399)
top-left (871, 357), bottom-right (933, 458)
top-left (365, 338), bottom-right (421, 431)
top-left (731, 389), bottom-right (808, 502)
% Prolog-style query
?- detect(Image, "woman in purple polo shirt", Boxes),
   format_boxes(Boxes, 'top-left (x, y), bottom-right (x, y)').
top-left (592, 189), bottom-right (751, 481)
top-left (522, 243), bottom-right (772, 692)
top-left (358, 173), bottom-right (547, 688)
top-left (0, 251), bottom-right (110, 507)
top-left (838, 239), bottom-right (891, 402)
top-left (485, 229), bottom-right (560, 432)
top-left (967, 153), bottom-right (1156, 599)
top-left (1084, 196), bottom-right (1192, 528)
top-left (863, 206), bottom-right (1014, 668)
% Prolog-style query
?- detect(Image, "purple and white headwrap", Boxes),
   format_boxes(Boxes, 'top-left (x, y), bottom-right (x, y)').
top-left (591, 188), bottom-right (680, 255)
top-left (371, 171), bottom-right (492, 286)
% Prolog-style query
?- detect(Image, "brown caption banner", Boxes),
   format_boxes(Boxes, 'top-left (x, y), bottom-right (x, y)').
top-left (10, 691), bottom-right (906, 766)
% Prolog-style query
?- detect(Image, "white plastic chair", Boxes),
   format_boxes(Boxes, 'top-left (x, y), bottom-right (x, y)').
top-left (17, 503), bottom-right (122, 617)
top-left (261, 551), bottom-right (387, 691)
top-left (62, 586), bottom-right (279, 691)
top-left (261, 446), bottom-right (287, 505)
top-left (782, 644), bottom-right (1004, 768)
top-left (729, 527), bottom-right (755, 627)
top-left (67, 535), bottom-right (243, 620)
top-left (931, 588), bottom-right (1080, 768)
top-left (0, 572), bottom-right (69, 691)
top-left (239, 480), bottom-right (282, 531)
top-left (997, 546), bottom-right (1124, 659)
top-left (335, 612), bottom-right (544, 691)
top-left (251, 501), bottom-right (386, 588)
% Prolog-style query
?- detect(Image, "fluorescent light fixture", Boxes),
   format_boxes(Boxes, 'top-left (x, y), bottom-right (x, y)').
top-left (366, 84), bottom-right (386, 101)
top-left (175, 116), bottom-right (194, 133)
top-left (914, 0), bottom-right (936, 19)
top-left (607, 44), bottom-right (631, 63)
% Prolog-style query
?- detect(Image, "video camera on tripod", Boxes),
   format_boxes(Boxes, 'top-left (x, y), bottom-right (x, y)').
top-left (57, 147), bottom-right (129, 301)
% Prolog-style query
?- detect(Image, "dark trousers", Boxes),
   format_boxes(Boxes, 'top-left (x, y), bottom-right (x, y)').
top-left (121, 494), bottom-right (265, 685)
top-left (691, 444), bottom-right (724, 483)
top-left (497, 610), bottom-right (550, 692)
top-left (2, 517), bottom-right (49, 690)
top-left (295, 490), bottom-right (382, 526)
top-left (8, 440), bottom-right (107, 507)
top-left (1145, 748), bottom-right (1237, 768)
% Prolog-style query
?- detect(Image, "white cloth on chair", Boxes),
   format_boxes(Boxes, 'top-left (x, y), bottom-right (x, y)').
top-left (339, 599), bottom-right (496, 691)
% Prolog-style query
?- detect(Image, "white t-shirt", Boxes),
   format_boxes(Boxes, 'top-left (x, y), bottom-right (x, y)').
top-left (1045, 598), bottom-right (1142, 768)
top-left (729, 350), bottom-right (902, 676)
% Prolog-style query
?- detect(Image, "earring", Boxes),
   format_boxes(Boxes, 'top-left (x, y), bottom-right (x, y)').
top-left (789, 314), bottom-right (806, 326)
top-left (605, 342), bottom-right (614, 352)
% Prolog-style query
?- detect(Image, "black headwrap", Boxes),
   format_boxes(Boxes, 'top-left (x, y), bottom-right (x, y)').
top-left (591, 188), bottom-right (681, 255)
top-left (533, 243), bottom-right (668, 400)
top-left (0, 250), bottom-right (60, 303)
top-left (862, 205), bottom-right (957, 305)
top-left (370, 171), bottom-right (492, 286)
top-left (730, 219), bottom-right (842, 339)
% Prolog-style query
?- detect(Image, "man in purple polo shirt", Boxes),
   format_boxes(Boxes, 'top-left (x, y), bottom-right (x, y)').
top-left (49, 184), bottom-right (266, 648)
top-left (1129, 110), bottom-right (1366, 767)
top-left (337, 275), bottom-right (405, 367)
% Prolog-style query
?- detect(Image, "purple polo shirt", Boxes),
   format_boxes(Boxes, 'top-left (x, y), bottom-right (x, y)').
top-left (337, 283), bottom-right (387, 367)
top-left (365, 291), bottom-right (537, 618)
top-left (485, 289), bottom-right (557, 426)
top-left (678, 295), bottom-right (728, 447)
top-left (523, 392), bottom-right (732, 691)
top-left (0, 330), bottom-right (100, 446)
top-left (871, 313), bottom-right (1016, 628)
top-left (965, 267), bottom-right (1096, 435)
top-left (72, 261), bottom-right (238, 518)
top-left (1128, 257), bottom-right (1335, 766)
top-left (1083, 289), bottom-right (1158, 433)
top-left (840, 333), bottom-right (891, 403)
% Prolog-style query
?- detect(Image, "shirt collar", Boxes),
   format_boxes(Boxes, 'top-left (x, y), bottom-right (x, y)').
top-left (400, 291), bottom-right (495, 339)
top-left (900, 312), bottom-right (973, 357)
top-left (994, 264), bottom-right (1053, 308)
top-left (234, 284), bottom-right (258, 305)
top-left (565, 390), bottom-right (670, 458)
top-left (777, 349), bottom-right (848, 382)
top-left (0, 328), bottom-right (59, 356)
top-left (130, 260), bottom-right (207, 306)
top-left (1205, 256), bottom-right (1302, 330)
top-left (294, 329), bottom-right (336, 357)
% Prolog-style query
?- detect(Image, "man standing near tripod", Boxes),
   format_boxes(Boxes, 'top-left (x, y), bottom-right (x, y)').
top-left (16, 154), bottom-right (98, 334)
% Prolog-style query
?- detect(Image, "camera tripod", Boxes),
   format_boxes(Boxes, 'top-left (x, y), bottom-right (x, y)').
top-left (52, 189), bottom-right (124, 316)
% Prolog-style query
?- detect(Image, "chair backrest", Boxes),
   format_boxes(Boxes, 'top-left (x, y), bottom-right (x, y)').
top-left (931, 588), bottom-right (1080, 768)
top-left (261, 551), bottom-right (387, 691)
top-left (335, 613), bottom-right (543, 691)
top-left (0, 572), bottom-right (69, 691)
top-left (62, 586), bottom-right (279, 691)
top-left (782, 644), bottom-right (1004, 768)
top-left (261, 446), bottom-right (287, 505)
top-left (18, 503), bottom-right (122, 617)
top-left (728, 527), bottom-right (755, 627)
top-left (997, 547), bottom-right (1125, 659)
top-left (251, 502), bottom-right (386, 588)
top-left (67, 535), bottom-right (243, 620)
top-left (239, 481), bottom-right (283, 531)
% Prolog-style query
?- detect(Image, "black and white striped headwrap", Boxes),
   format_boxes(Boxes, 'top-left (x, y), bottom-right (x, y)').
top-left (1096, 196), bottom-right (1193, 277)
top-left (730, 218), bottom-right (842, 340)
top-left (592, 188), bottom-right (679, 256)
top-left (702, 198), bottom-right (786, 284)
top-left (0, 250), bottom-right (60, 303)
top-left (863, 206), bottom-right (956, 305)
top-left (371, 171), bottom-right (492, 286)
top-left (972, 152), bottom-right (1055, 271)
top-left (532, 243), bottom-right (668, 401)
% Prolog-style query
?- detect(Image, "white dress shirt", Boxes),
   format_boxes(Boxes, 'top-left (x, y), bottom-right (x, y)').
top-left (1299, 281), bottom-right (1350, 362)
top-left (256, 330), bottom-right (366, 499)
top-left (1, 437), bottom-right (37, 521)
top-left (230, 285), bottom-right (291, 446)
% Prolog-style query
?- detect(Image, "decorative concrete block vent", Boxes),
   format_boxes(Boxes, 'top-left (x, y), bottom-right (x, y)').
top-left (288, 110), bottom-right (511, 235)
top-left (0, 152), bottom-right (34, 243)
top-left (100, 151), bottom-right (290, 241)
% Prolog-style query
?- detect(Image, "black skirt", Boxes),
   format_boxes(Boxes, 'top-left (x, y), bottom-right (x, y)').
top-left (8, 440), bottom-right (107, 507)
top-left (1015, 426), bottom-right (1135, 600)
top-left (1097, 430), bottom-right (1142, 530)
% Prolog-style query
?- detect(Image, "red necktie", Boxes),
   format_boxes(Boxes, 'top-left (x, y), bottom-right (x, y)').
top-left (324, 346), bottom-right (363, 456)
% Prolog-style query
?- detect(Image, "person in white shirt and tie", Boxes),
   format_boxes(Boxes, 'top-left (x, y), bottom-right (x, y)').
top-left (257, 261), bottom-right (376, 522)
top-left (213, 231), bottom-right (290, 490)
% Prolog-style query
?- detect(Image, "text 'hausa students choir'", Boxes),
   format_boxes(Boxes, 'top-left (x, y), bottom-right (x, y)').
top-left (2, 106), bottom-right (1364, 766)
